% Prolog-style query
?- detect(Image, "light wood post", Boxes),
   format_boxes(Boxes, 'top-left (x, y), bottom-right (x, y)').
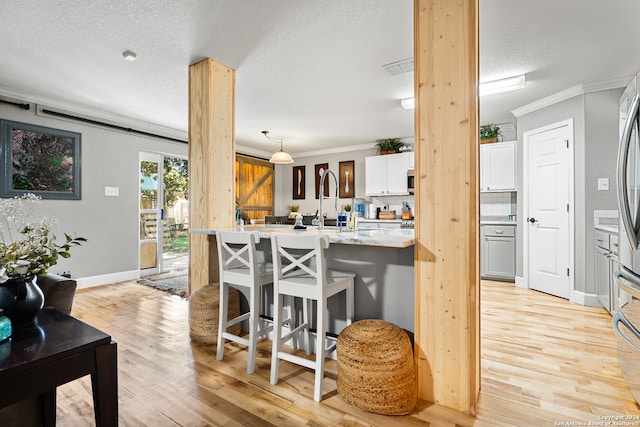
top-left (188, 58), bottom-right (236, 294)
top-left (413, 0), bottom-right (480, 414)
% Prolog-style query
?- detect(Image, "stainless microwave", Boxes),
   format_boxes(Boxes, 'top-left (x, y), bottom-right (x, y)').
top-left (407, 169), bottom-right (415, 194)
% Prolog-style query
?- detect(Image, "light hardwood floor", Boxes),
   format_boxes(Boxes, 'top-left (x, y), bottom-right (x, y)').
top-left (54, 280), bottom-right (639, 426)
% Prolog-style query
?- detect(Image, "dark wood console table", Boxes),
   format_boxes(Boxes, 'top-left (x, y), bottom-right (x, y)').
top-left (0, 308), bottom-right (118, 426)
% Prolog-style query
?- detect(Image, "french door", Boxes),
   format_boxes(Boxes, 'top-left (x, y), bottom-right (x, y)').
top-left (139, 153), bottom-right (164, 274)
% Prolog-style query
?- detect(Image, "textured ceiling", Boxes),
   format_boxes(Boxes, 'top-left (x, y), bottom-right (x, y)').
top-left (1, 0), bottom-right (639, 157)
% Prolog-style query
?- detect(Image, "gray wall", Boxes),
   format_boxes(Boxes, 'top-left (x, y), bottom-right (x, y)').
top-left (583, 88), bottom-right (623, 291)
top-left (0, 103), bottom-right (187, 281)
top-left (516, 88), bottom-right (621, 296)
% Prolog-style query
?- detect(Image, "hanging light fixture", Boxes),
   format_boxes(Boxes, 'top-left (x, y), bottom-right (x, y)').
top-left (262, 130), bottom-right (294, 164)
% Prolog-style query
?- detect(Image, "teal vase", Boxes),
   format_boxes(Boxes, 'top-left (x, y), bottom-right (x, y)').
top-left (0, 309), bottom-right (11, 342)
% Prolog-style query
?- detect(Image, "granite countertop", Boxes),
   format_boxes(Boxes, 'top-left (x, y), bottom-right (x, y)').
top-left (190, 224), bottom-right (415, 248)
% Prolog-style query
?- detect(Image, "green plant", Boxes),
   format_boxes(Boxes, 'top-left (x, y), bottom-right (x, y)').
top-left (0, 194), bottom-right (86, 283)
top-left (480, 124), bottom-right (501, 141)
top-left (165, 235), bottom-right (189, 253)
top-left (287, 204), bottom-right (299, 212)
top-left (375, 138), bottom-right (404, 154)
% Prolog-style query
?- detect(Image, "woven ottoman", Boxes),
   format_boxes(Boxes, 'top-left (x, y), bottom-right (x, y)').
top-left (336, 319), bottom-right (417, 415)
top-left (189, 283), bottom-right (241, 345)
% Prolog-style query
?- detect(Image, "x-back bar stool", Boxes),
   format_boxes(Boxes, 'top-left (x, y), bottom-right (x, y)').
top-left (269, 233), bottom-right (354, 402)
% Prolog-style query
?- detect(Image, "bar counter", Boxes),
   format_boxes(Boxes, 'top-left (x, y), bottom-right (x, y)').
top-left (190, 224), bottom-right (415, 248)
top-left (190, 224), bottom-right (415, 333)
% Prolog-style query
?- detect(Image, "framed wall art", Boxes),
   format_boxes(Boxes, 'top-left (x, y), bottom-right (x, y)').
top-left (338, 160), bottom-right (354, 198)
top-left (293, 165), bottom-right (305, 199)
top-left (314, 163), bottom-right (329, 199)
top-left (1, 119), bottom-right (81, 199)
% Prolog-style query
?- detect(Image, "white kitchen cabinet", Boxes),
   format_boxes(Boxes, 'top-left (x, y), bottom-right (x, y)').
top-left (365, 152), bottom-right (412, 196)
top-left (595, 228), bottom-right (627, 313)
top-left (595, 243), bottom-right (611, 312)
top-left (481, 224), bottom-right (516, 280)
top-left (480, 140), bottom-right (516, 192)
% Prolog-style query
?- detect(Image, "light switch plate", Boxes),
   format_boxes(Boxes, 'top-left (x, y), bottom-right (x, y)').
top-left (104, 186), bottom-right (119, 196)
top-left (597, 178), bottom-right (609, 191)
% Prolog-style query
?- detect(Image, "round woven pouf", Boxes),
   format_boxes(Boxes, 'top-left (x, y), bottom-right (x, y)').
top-left (336, 319), bottom-right (417, 415)
top-left (189, 283), bottom-right (241, 345)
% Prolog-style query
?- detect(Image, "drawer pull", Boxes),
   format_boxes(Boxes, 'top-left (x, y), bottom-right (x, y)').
top-left (494, 229), bottom-right (503, 234)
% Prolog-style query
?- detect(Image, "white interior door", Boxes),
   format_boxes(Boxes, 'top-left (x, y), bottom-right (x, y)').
top-left (526, 123), bottom-right (572, 299)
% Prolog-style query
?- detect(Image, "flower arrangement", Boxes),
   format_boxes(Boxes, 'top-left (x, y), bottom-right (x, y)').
top-left (0, 194), bottom-right (86, 283)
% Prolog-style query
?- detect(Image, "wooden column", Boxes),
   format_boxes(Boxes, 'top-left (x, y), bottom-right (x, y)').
top-left (413, 0), bottom-right (480, 414)
top-left (188, 58), bottom-right (236, 294)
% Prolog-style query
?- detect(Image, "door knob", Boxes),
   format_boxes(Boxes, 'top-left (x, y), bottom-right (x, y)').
top-left (528, 217), bottom-right (537, 224)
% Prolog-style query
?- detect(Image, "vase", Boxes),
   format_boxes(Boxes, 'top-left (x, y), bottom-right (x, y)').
top-left (0, 276), bottom-right (45, 327)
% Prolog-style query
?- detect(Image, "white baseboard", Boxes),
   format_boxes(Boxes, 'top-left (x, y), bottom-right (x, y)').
top-left (515, 276), bottom-right (527, 289)
top-left (75, 270), bottom-right (140, 289)
top-left (570, 290), bottom-right (600, 307)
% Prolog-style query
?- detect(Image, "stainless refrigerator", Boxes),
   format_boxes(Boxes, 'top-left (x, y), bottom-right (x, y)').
top-left (614, 73), bottom-right (640, 405)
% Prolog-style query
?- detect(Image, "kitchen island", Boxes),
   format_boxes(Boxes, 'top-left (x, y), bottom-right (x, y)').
top-left (190, 225), bottom-right (415, 333)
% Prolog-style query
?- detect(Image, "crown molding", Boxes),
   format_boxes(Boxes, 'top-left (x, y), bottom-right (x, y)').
top-left (292, 136), bottom-right (414, 159)
top-left (512, 76), bottom-right (631, 118)
top-left (511, 85), bottom-right (584, 118)
top-left (293, 142), bottom-right (376, 159)
top-left (582, 75), bottom-right (631, 93)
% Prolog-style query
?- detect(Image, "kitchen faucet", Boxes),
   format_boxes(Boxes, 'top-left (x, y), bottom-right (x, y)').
top-left (318, 169), bottom-right (338, 231)
top-left (235, 207), bottom-right (244, 229)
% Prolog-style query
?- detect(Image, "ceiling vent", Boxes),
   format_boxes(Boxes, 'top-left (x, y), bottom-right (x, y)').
top-left (382, 57), bottom-right (414, 76)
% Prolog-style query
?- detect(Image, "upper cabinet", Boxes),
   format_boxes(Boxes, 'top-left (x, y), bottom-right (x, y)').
top-left (365, 152), bottom-right (412, 196)
top-left (480, 140), bottom-right (516, 192)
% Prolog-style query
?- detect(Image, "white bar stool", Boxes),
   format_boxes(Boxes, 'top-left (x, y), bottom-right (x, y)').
top-left (269, 233), bottom-right (354, 402)
top-left (216, 230), bottom-right (275, 374)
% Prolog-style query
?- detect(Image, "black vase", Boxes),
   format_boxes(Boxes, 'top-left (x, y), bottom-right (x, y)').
top-left (0, 276), bottom-right (45, 327)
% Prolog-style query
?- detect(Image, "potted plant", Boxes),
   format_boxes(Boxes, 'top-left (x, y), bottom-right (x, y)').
top-left (0, 193), bottom-right (86, 326)
top-left (375, 138), bottom-right (404, 155)
top-left (287, 204), bottom-right (299, 218)
top-left (480, 124), bottom-right (501, 144)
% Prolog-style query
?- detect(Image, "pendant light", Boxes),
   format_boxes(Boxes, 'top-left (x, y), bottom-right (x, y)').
top-left (262, 130), bottom-right (294, 164)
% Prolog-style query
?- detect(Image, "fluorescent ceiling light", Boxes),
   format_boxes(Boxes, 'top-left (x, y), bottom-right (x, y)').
top-left (400, 97), bottom-right (415, 110)
top-left (479, 75), bottom-right (525, 96)
top-left (399, 74), bottom-right (526, 109)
